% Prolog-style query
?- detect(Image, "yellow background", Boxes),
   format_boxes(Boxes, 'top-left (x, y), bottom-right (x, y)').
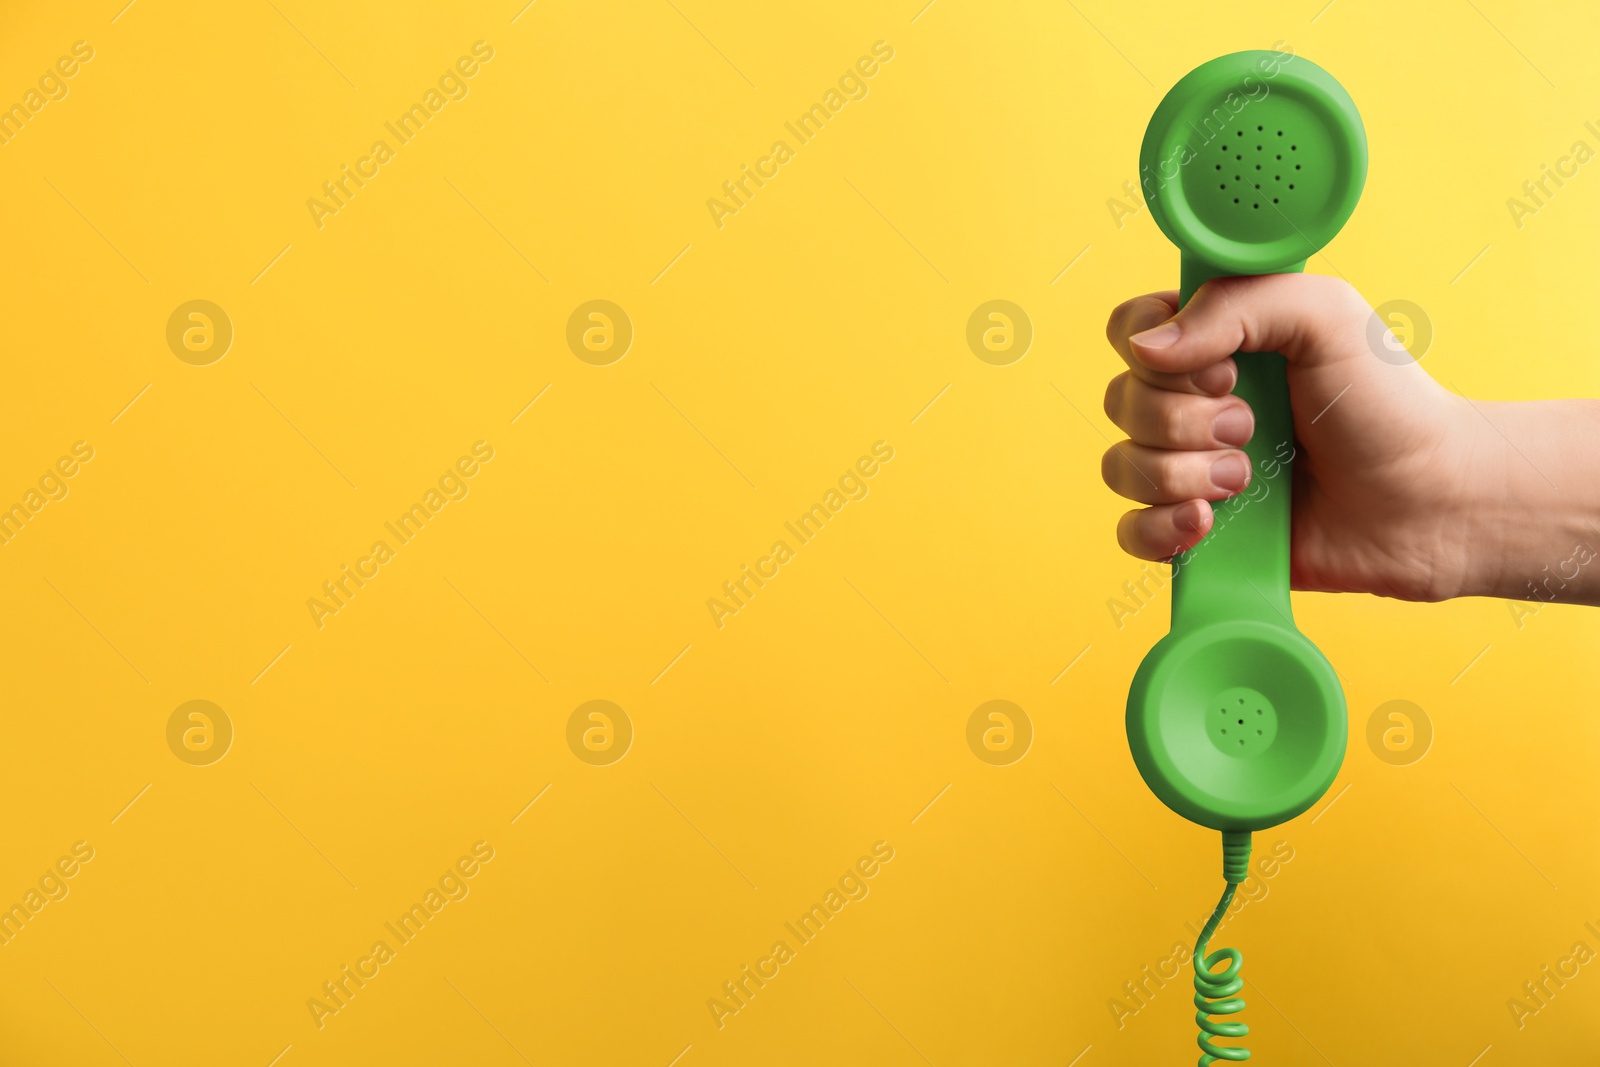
top-left (1, 0), bottom-right (1597, 1063)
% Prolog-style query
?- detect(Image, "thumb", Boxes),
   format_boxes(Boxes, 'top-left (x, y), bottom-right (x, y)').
top-left (1127, 273), bottom-right (1370, 374)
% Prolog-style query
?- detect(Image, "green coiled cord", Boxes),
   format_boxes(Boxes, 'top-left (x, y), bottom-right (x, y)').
top-left (1193, 831), bottom-right (1251, 1064)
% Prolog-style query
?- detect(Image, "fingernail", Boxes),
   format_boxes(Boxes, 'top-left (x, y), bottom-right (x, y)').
top-left (1210, 454), bottom-right (1251, 493)
top-left (1192, 362), bottom-right (1236, 395)
top-left (1129, 321), bottom-right (1180, 349)
top-left (1212, 406), bottom-right (1254, 447)
top-left (1175, 501), bottom-right (1209, 534)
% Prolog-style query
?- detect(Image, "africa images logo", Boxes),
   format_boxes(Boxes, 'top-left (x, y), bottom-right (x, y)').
top-left (306, 42), bottom-right (496, 230)
top-left (1138, 43), bottom-right (1295, 205)
top-left (706, 442), bottom-right (894, 629)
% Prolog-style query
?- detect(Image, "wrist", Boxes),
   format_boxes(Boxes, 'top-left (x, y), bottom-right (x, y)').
top-left (1457, 399), bottom-right (1600, 604)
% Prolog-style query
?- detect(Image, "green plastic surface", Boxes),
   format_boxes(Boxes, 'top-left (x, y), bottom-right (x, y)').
top-left (1125, 51), bottom-right (1364, 833)
top-left (1194, 879), bottom-right (1247, 1062)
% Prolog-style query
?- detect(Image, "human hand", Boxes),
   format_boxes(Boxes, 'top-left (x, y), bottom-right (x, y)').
top-left (1100, 273), bottom-right (1597, 604)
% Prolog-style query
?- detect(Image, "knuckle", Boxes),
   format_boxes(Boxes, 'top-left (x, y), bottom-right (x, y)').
top-left (1100, 443), bottom-right (1125, 486)
top-left (1150, 452), bottom-right (1183, 497)
top-left (1155, 396), bottom-right (1189, 445)
top-left (1311, 272), bottom-right (1359, 304)
top-left (1116, 510), bottom-right (1143, 554)
top-left (1102, 373), bottom-right (1125, 421)
top-left (1327, 275), bottom-right (1369, 320)
top-left (1195, 275), bottom-right (1247, 308)
top-left (1105, 298), bottom-right (1138, 344)
top-left (1276, 274), bottom-right (1364, 349)
top-left (1109, 295), bottom-right (1176, 347)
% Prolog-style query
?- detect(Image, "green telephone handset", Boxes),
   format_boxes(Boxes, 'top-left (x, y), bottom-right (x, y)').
top-left (1125, 50), bottom-right (1365, 1063)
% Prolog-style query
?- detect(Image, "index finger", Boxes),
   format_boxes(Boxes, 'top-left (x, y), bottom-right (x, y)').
top-left (1106, 291), bottom-right (1236, 397)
